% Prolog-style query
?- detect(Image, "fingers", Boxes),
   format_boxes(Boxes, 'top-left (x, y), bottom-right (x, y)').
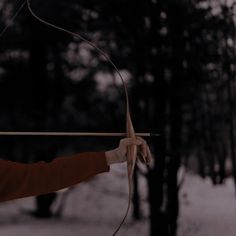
top-left (136, 136), bottom-right (152, 165)
top-left (119, 137), bottom-right (153, 166)
top-left (136, 136), bottom-right (147, 158)
top-left (146, 145), bottom-right (153, 165)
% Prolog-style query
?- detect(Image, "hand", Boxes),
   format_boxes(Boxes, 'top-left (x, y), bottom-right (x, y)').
top-left (105, 137), bottom-right (153, 165)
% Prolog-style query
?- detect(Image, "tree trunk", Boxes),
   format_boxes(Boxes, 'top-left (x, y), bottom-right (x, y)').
top-left (29, 27), bottom-right (58, 218)
top-left (166, 3), bottom-right (185, 235)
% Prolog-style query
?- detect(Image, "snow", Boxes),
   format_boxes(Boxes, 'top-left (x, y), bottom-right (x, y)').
top-left (1, 165), bottom-right (236, 236)
top-left (0, 164), bottom-right (149, 236)
top-left (178, 173), bottom-right (236, 236)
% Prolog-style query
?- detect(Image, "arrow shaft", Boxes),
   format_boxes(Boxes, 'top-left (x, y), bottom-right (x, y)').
top-left (0, 132), bottom-right (159, 137)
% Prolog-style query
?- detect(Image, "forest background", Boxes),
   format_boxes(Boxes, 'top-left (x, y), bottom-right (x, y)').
top-left (0, 0), bottom-right (236, 235)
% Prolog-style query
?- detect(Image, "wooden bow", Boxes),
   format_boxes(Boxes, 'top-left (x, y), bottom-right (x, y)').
top-left (24, 1), bottom-right (141, 234)
top-left (111, 109), bottom-right (137, 235)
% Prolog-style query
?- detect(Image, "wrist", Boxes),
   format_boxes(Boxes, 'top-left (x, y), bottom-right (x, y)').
top-left (105, 150), bottom-right (113, 165)
top-left (105, 149), bottom-right (119, 165)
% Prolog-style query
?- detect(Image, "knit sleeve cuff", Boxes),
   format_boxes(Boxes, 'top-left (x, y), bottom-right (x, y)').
top-left (90, 151), bottom-right (110, 173)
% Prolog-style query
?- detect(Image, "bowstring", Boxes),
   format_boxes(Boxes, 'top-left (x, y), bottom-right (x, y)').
top-left (0, 0), bottom-right (26, 38)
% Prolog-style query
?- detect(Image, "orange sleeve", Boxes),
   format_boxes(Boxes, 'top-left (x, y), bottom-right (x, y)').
top-left (0, 152), bottom-right (109, 202)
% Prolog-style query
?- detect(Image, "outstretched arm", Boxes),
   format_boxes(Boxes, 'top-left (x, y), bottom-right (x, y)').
top-left (0, 137), bottom-right (152, 203)
top-left (0, 152), bottom-right (109, 202)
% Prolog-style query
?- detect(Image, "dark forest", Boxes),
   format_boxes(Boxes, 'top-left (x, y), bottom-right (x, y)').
top-left (0, 0), bottom-right (236, 236)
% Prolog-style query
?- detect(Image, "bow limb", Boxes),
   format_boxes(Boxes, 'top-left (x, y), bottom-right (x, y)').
top-left (126, 110), bottom-right (137, 182)
top-left (126, 110), bottom-right (137, 220)
top-left (112, 109), bottom-right (137, 236)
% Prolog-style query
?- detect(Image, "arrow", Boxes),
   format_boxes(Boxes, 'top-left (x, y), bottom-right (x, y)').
top-left (0, 132), bottom-right (159, 137)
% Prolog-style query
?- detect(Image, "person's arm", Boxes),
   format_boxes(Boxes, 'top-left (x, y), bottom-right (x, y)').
top-left (0, 152), bottom-right (109, 202)
top-left (0, 137), bottom-right (152, 203)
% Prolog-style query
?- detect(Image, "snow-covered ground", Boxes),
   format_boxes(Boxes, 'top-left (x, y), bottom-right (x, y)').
top-left (1, 164), bottom-right (236, 236)
top-left (0, 164), bottom-right (149, 236)
top-left (178, 173), bottom-right (236, 236)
